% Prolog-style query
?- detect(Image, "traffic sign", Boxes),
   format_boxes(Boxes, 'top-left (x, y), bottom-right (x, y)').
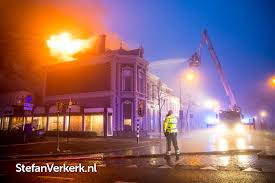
top-left (24, 103), bottom-right (33, 111)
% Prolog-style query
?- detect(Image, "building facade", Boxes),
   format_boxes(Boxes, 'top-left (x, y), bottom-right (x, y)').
top-left (0, 36), bottom-right (180, 136)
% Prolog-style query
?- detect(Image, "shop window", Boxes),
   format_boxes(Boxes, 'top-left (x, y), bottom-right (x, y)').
top-left (1, 117), bottom-right (10, 130)
top-left (85, 115), bottom-right (104, 136)
top-left (33, 117), bottom-right (47, 130)
top-left (48, 116), bottom-right (64, 131)
top-left (65, 116), bottom-right (82, 131)
top-left (25, 117), bottom-right (32, 124)
top-left (11, 117), bottom-right (23, 129)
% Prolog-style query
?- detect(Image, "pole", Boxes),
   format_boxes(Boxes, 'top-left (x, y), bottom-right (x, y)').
top-left (67, 99), bottom-right (72, 143)
top-left (56, 111), bottom-right (60, 152)
top-left (136, 122), bottom-right (140, 144)
top-left (67, 107), bottom-right (71, 143)
top-left (179, 79), bottom-right (183, 133)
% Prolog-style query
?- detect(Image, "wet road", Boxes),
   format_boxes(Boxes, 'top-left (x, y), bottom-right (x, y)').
top-left (0, 154), bottom-right (275, 183)
top-left (1, 129), bottom-right (275, 182)
top-left (111, 129), bottom-right (275, 156)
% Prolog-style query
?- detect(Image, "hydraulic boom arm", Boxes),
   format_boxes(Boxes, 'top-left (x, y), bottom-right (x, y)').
top-left (191, 30), bottom-right (239, 111)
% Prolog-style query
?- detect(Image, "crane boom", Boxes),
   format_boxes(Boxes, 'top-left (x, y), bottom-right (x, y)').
top-left (189, 29), bottom-right (239, 111)
top-left (201, 30), bottom-right (238, 110)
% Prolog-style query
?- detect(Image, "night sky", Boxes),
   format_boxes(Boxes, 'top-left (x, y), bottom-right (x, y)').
top-left (103, 0), bottom-right (275, 117)
top-left (0, 0), bottom-right (274, 118)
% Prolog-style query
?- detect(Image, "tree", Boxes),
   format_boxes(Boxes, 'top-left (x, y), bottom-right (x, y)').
top-left (181, 93), bottom-right (196, 132)
top-left (153, 80), bottom-right (169, 137)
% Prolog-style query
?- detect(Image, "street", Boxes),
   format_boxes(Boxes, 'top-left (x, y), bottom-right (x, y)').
top-left (1, 129), bottom-right (275, 182)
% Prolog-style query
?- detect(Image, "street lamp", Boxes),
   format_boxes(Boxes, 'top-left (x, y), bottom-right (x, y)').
top-left (260, 111), bottom-right (267, 118)
top-left (185, 71), bottom-right (195, 81)
top-left (271, 76), bottom-right (275, 87)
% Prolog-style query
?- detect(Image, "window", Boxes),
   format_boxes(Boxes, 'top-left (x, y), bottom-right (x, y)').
top-left (138, 71), bottom-right (145, 93)
top-left (152, 85), bottom-right (155, 99)
top-left (1, 117), bottom-right (10, 130)
top-left (48, 116), bottom-right (64, 131)
top-left (122, 68), bottom-right (133, 91)
top-left (107, 115), bottom-right (113, 136)
top-left (85, 115), bottom-right (104, 136)
top-left (33, 117), bottom-right (47, 130)
top-left (123, 101), bottom-right (132, 131)
top-left (147, 83), bottom-right (150, 100)
top-left (65, 116), bottom-right (82, 131)
top-left (11, 117), bottom-right (23, 129)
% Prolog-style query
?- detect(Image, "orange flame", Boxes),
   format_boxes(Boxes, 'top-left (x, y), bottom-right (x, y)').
top-left (47, 32), bottom-right (96, 61)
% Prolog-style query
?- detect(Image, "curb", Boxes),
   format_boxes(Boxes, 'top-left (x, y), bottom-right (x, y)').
top-left (0, 141), bottom-right (159, 161)
top-left (0, 149), bottom-right (262, 162)
top-left (102, 149), bottom-right (262, 160)
top-left (257, 151), bottom-right (275, 159)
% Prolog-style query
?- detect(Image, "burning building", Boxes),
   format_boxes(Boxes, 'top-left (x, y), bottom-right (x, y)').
top-left (0, 35), bottom-right (180, 137)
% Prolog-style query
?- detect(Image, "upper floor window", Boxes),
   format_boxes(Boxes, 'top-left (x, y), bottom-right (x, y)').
top-left (122, 68), bottom-right (133, 91)
top-left (147, 83), bottom-right (152, 100)
top-left (138, 70), bottom-right (145, 93)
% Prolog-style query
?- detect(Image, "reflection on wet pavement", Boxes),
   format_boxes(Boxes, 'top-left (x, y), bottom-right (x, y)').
top-left (82, 129), bottom-right (275, 171)
top-left (106, 129), bottom-right (275, 157)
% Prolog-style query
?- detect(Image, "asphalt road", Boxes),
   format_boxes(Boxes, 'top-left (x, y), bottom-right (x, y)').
top-left (1, 129), bottom-right (275, 182)
top-left (1, 153), bottom-right (275, 183)
top-left (1, 166), bottom-right (275, 183)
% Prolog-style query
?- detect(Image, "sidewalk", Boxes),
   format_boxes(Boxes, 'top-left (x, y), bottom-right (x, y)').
top-left (0, 137), bottom-right (160, 160)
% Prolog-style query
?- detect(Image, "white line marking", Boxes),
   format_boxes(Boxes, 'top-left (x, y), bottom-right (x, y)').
top-left (200, 166), bottom-right (218, 171)
top-left (126, 164), bottom-right (138, 168)
top-left (37, 176), bottom-right (75, 181)
top-left (158, 165), bottom-right (172, 168)
top-left (242, 167), bottom-right (261, 172)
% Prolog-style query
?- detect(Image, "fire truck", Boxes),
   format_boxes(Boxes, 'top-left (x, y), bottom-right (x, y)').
top-left (188, 30), bottom-right (246, 132)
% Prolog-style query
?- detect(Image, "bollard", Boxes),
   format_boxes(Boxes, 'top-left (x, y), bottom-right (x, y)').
top-left (136, 123), bottom-right (140, 144)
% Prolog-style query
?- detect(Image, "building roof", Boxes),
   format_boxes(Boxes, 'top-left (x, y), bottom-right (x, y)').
top-left (106, 47), bottom-right (144, 58)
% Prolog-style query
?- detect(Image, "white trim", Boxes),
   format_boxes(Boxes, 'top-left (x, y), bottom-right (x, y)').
top-left (45, 91), bottom-right (113, 102)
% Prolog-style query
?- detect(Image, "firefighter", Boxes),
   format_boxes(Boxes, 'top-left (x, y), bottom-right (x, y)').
top-left (163, 110), bottom-right (180, 156)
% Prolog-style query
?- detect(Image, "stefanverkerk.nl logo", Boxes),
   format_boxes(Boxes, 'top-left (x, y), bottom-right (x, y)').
top-left (16, 163), bottom-right (97, 173)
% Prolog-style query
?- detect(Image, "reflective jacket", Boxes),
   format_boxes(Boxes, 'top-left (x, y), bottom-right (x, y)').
top-left (163, 114), bottom-right (178, 133)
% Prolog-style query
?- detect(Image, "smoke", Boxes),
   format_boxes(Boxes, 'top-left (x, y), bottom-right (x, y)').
top-left (149, 58), bottom-right (187, 67)
top-left (149, 58), bottom-right (187, 95)
top-left (0, 0), bottom-right (127, 93)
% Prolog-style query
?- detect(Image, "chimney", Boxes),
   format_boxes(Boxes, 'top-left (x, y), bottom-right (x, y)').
top-left (96, 34), bottom-right (106, 54)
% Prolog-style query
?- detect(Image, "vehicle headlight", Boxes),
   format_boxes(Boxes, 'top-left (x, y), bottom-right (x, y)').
top-left (234, 123), bottom-right (245, 133)
top-left (217, 123), bottom-right (227, 132)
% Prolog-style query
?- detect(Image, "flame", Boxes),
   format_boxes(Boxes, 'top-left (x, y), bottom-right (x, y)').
top-left (47, 32), bottom-right (96, 61)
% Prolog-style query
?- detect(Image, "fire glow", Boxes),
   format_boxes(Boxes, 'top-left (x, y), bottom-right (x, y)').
top-left (47, 32), bottom-right (96, 61)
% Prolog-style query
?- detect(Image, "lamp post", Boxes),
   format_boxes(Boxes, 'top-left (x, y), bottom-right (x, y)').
top-left (67, 99), bottom-right (72, 143)
top-left (56, 101), bottom-right (63, 152)
top-left (181, 70), bottom-right (196, 133)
